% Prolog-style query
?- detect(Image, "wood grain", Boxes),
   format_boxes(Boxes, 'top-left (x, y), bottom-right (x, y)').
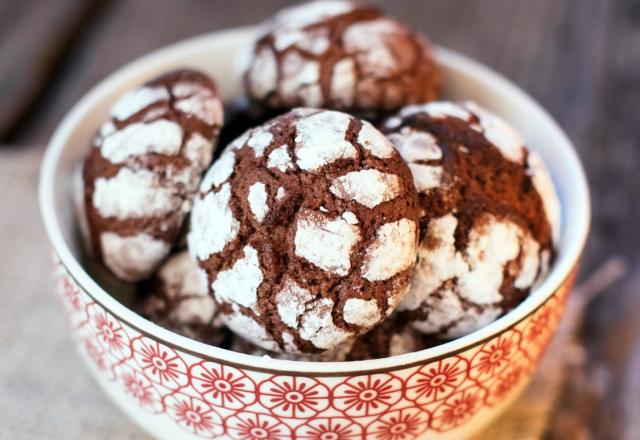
top-left (0, 0), bottom-right (100, 142)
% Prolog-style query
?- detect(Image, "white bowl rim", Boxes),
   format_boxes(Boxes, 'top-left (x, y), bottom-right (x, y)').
top-left (39, 26), bottom-right (590, 376)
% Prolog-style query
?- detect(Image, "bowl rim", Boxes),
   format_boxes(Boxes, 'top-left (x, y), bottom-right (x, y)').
top-left (39, 26), bottom-right (590, 376)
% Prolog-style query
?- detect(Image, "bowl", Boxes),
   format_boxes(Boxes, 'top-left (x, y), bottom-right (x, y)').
top-left (39, 26), bottom-right (590, 440)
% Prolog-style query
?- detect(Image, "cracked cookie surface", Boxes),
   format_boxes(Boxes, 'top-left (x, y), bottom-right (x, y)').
top-left (189, 108), bottom-right (420, 353)
top-left (81, 69), bottom-right (223, 282)
top-left (382, 101), bottom-right (560, 339)
top-left (243, 0), bottom-right (441, 117)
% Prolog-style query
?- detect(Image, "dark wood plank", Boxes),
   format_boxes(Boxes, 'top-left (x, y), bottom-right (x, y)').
top-left (10, 0), bottom-right (293, 144)
top-left (0, 0), bottom-right (100, 141)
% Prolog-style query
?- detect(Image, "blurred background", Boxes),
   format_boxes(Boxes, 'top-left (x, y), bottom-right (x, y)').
top-left (0, 0), bottom-right (638, 438)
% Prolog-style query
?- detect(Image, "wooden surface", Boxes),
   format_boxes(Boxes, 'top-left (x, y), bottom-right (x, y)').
top-left (0, 0), bottom-right (638, 438)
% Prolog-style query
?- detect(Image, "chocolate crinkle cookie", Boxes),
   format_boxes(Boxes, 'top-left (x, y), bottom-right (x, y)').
top-left (188, 108), bottom-right (420, 354)
top-left (243, 0), bottom-right (441, 117)
top-left (381, 101), bottom-right (561, 339)
top-left (231, 314), bottom-right (427, 361)
top-left (80, 69), bottom-right (224, 282)
top-left (137, 251), bottom-right (228, 346)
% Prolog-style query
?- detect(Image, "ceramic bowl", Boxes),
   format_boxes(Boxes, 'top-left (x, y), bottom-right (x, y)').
top-left (39, 27), bottom-right (590, 440)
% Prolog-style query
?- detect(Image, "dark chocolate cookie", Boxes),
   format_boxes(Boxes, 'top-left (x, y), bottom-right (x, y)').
top-left (189, 108), bottom-right (420, 353)
top-left (243, 1), bottom-right (441, 117)
top-left (382, 101), bottom-right (560, 338)
top-left (81, 69), bottom-right (224, 281)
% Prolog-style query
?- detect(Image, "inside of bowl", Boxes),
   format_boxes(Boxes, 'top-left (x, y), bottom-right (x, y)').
top-left (48, 29), bottom-right (587, 351)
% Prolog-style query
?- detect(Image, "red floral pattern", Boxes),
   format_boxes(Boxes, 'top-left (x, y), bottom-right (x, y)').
top-left (295, 418), bottom-right (363, 440)
top-left (226, 412), bottom-right (291, 440)
top-left (190, 361), bottom-right (256, 410)
top-left (53, 259), bottom-right (576, 439)
top-left (259, 376), bottom-right (329, 418)
top-left (333, 374), bottom-right (403, 417)
top-left (165, 393), bottom-right (224, 438)
top-left (430, 387), bottom-right (486, 431)
top-left (131, 337), bottom-right (189, 390)
top-left (405, 356), bottom-right (469, 405)
top-left (368, 408), bottom-right (430, 440)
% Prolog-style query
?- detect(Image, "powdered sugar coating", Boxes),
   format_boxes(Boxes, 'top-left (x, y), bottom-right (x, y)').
top-left (111, 86), bottom-right (169, 121)
top-left (463, 102), bottom-right (525, 163)
top-left (330, 58), bottom-right (356, 106)
top-left (383, 101), bottom-right (557, 338)
top-left (299, 297), bottom-right (351, 350)
top-left (342, 298), bottom-right (381, 327)
top-left (184, 132), bottom-right (214, 169)
top-left (399, 214), bottom-right (543, 336)
top-left (247, 46), bottom-right (277, 99)
top-left (244, 1), bottom-right (441, 115)
top-left (139, 251), bottom-right (218, 330)
top-left (173, 82), bottom-right (224, 126)
top-left (99, 120), bottom-right (184, 163)
top-left (189, 184), bottom-right (239, 260)
top-left (294, 210), bottom-right (361, 276)
top-left (361, 218), bottom-right (418, 281)
top-left (213, 246), bottom-right (263, 310)
top-left (83, 70), bottom-right (223, 282)
top-left (271, 0), bottom-right (355, 29)
top-left (342, 211), bottom-right (358, 225)
top-left (294, 110), bottom-right (356, 171)
top-left (190, 109), bottom-right (420, 353)
top-left (330, 169), bottom-right (402, 208)
top-left (92, 168), bottom-right (180, 219)
top-left (408, 164), bottom-right (443, 193)
top-left (200, 151), bottom-right (235, 192)
top-left (280, 52), bottom-right (322, 107)
top-left (342, 19), bottom-right (401, 75)
top-left (247, 182), bottom-right (269, 222)
top-left (225, 311), bottom-right (280, 352)
top-left (387, 128), bottom-right (442, 162)
top-left (358, 120), bottom-right (396, 159)
top-left (247, 129), bottom-right (274, 158)
top-left (267, 145), bottom-right (294, 172)
top-left (276, 279), bottom-right (314, 329)
top-left (393, 101), bottom-right (527, 165)
top-left (100, 232), bottom-right (170, 282)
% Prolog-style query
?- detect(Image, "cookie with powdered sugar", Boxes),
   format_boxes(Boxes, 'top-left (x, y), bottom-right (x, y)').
top-left (231, 314), bottom-right (427, 361)
top-left (242, 0), bottom-right (441, 117)
top-left (188, 108), bottom-right (420, 353)
top-left (137, 251), bottom-right (228, 345)
top-left (381, 101), bottom-right (561, 339)
top-left (81, 69), bottom-right (224, 282)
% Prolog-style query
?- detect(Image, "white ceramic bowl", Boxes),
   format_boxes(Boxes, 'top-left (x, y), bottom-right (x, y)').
top-left (40, 27), bottom-right (589, 440)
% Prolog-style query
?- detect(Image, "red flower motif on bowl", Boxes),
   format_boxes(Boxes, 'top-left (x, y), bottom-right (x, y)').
top-left (190, 361), bottom-right (256, 410)
top-left (332, 374), bottom-right (403, 417)
top-left (295, 417), bottom-right (363, 440)
top-left (258, 376), bottom-right (329, 418)
top-left (225, 411), bottom-right (291, 440)
top-left (405, 356), bottom-right (469, 405)
top-left (131, 337), bottom-right (188, 390)
top-left (367, 407), bottom-right (430, 440)
top-left (164, 393), bottom-right (224, 438)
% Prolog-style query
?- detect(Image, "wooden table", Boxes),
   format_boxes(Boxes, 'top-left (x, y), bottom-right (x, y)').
top-left (1, 0), bottom-right (638, 438)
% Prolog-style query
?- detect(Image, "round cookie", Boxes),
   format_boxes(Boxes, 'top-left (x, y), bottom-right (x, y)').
top-left (243, 0), bottom-right (441, 117)
top-left (381, 101), bottom-right (561, 339)
top-left (137, 251), bottom-right (227, 345)
top-left (231, 315), bottom-right (426, 361)
top-left (189, 108), bottom-right (420, 353)
top-left (81, 69), bottom-right (224, 282)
